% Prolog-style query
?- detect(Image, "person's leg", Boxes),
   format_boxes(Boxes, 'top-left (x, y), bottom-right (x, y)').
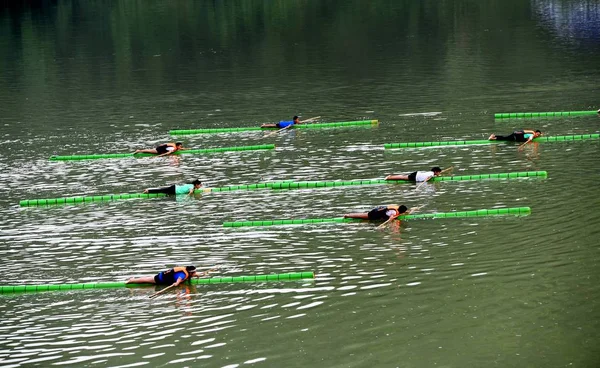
top-left (126, 276), bottom-right (156, 284)
top-left (134, 148), bottom-right (159, 154)
top-left (385, 174), bottom-right (410, 180)
top-left (343, 212), bottom-right (370, 219)
top-left (145, 185), bottom-right (176, 195)
top-left (261, 123), bottom-right (278, 128)
top-left (491, 133), bottom-right (516, 141)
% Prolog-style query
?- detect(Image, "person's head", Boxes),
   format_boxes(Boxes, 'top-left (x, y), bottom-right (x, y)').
top-left (175, 142), bottom-right (183, 148)
top-left (190, 179), bottom-right (202, 188)
top-left (534, 130), bottom-right (542, 137)
top-left (293, 116), bottom-right (299, 122)
top-left (398, 205), bottom-right (408, 214)
top-left (186, 265), bottom-right (197, 275)
top-left (431, 167), bottom-right (442, 175)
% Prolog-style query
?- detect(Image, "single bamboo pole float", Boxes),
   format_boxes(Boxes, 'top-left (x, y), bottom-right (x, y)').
top-left (494, 111), bottom-right (599, 119)
top-left (19, 193), bottom-right (169, 207)
top-left (170, 120), bottom-right (379, 135)
top-left (18, 180), bottom-right (300, 207)
top-left (18, 172), bottom-right (547, 207)
top-left (223, 207), bottom-right (531, 227)
top-left (49, 144), bottom-right (275, 161)
top-left (269, 171), bottom-right (547, 189)
top-left (0, 272), bottom-right (315, 294)
top-left (384, 134), bottom-right (600, 149)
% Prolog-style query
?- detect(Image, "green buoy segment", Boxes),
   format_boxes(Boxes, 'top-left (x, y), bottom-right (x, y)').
top-left (384, 134), bottom-right (600, 149)
top-left (269, 171), bottom-right (547, 189)
top-left (223, 207), bottom-right (531, 227)
top-left (494, 111), bottom-right (598, 119)
top-left (19, 192), bottom-right (169, 207)
top-left (49, 144), bottom-right (275, 161)
top-left (18, 172), bottom-right (547, 207)
top-left (0, 272), bottom-right (315, 294)
top-left (18, 180), bottom-right (297, 207)
top-left (432, 171), bottom-right (546, 181)
top-left (169, 120), bottom-right (378, 135)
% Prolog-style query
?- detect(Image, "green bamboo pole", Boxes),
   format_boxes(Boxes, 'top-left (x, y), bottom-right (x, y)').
top-left (18, 180), bottom-right (302, 207)
top-left (19, 193), bottom-right (169, 207)
top-left (269, 171), bottom-right (547, 189)
top-left (432, 171), bottom-right (546, 181)
top-left (49, 144), bottom-right (275, 161)
top-left (223, 207), bottom-right (531, 227)
top-left (495, 110), bottom-right (599, 119)
top-left (0, 272), bottom-right (315, 294)
top-left (19, 172), bottom-right (547, 207)
top-left (206, 183), bottom-right (274, 192)
top-left (384, 134), bottom-right (600, 149)
top-left (535, 134), bottom-right (600, 142)
top-left (170, 120), bottom-right (378, 135)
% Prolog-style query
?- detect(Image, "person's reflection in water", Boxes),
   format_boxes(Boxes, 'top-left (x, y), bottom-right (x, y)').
top-left (175, 284), bottom-right (197, 316)
top-left (519, 141), bottom-right (541, 163)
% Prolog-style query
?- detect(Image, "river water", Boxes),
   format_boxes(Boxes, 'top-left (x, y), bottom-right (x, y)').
top-left (1, 1), bottom-right (599, 367)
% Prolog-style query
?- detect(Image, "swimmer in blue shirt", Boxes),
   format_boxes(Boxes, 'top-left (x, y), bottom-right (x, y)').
top-left (261, 116), bottom-right (301, 129)
top-left (143, 179), bottom-right (203, 196)
top-left (126, 266), bottom-right (208, 286)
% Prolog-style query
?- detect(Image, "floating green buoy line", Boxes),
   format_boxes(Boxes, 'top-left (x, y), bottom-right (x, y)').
top-left (384, 134), bottom-right (600, 149)
top-left (19, 193), bottom-right (168, 207)
top-left (18, 181), bottom-right (291, 207)
top-left (0, 272), bottom-right (315, 294)
top-left (49, 144), bottom-right (275, 161)
top-left (170, 120), bottom-right (378, 135)
top-left (223, 207), bottom-right (531, 228)
top-left (494, 111), bottom-right (599, 119)
top-left (269, 171), bottom-right (547, 189)
top-left (18, 172), bottom-right (547, 207)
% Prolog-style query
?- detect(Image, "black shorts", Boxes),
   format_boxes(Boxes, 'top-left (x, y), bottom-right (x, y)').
top-left (146, 185), bottom-right (176, 195)
top-left (496, 131), bottom-right (527, 142)
top-left (407, 171), bottom-right (418, 182)
top-left (367, 206), bottom-right (389, 221)
top-left (156, 145), bottom-right (170, 154)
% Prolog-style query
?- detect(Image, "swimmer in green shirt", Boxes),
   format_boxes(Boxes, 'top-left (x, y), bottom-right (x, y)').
top-left (143, 179), bottom-right (203, 196)
top-left (488, 129), bottom-right (542, 144)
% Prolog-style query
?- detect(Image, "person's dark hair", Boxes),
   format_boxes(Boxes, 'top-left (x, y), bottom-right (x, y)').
top-left (190, 179), bottom-right (202, 186)
top-left (399, 205), bottom-right (408, 213)
top-left (535, 130), bottom-right (542, 134)
top-left (293, 116), bottom-right (299, 120)
top-left (186, 266), bottom-right (197, 273)
top-left (431, 167), bottom-right (442, 173)
top-left (175, 142), bottom-right (183, 147)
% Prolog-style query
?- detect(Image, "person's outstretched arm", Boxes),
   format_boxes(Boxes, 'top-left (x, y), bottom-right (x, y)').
top-left (172, 276), bottom-right (186, 286)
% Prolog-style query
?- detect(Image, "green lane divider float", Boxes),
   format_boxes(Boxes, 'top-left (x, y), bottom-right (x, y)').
top-left (49, 144), bottom-right (275, 161)
top-left (0, 272), bottom-right (315, 294)
top-left (495, 111), bottom-right (598, 119)
top-left (18, 180), bottom-right (298, 207)
top-left (18, 172), bottom-right (547, 207)
top-left (19, 193), bottom-right (168, 207)
top-left (384, 134), bottom-right (600, 149)
top-left (170, 120), bottom-right (379, 135)
top-left (269, 171), bottom-right (547, 189)
top-left (223, 207), bottom-right (531, 228)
